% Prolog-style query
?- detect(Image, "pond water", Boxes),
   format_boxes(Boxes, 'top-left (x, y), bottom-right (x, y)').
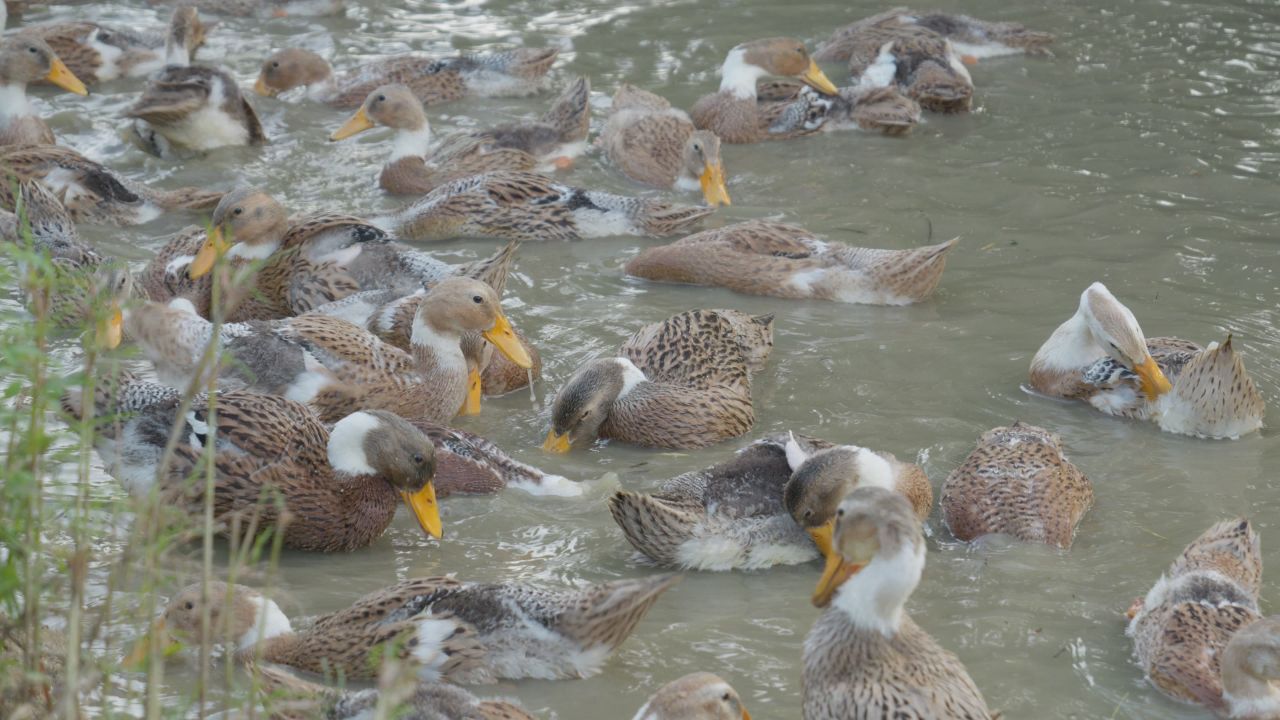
top-left (8, 0), bottom-right (1280, 717)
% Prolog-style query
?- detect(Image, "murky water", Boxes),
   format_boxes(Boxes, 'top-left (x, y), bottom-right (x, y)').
top-left (9, 0), bottom-right (1280, 717)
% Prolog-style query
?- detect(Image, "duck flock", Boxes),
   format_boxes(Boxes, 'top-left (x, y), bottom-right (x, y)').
top-left (1, 1), bottom-right (1276, 718)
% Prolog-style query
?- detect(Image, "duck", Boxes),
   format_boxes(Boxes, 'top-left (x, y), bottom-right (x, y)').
top-left (626, 220), bottom-right (956, 304)
top-left (688, 37), bottom-right (919, 142)
top-left (634, 672), bottom-right (751, 720)
top-left (126, 54), bottom-right (266, 156)
top-left (409, 420), bottom-right (579, 498)
top-left (140, 573), bottom-right (680, 682)
top-left (813, 9), bottom-right (976, 114)
top-left (819, 8), bottom-right (1054, 64)
top-left (61, 371), bottom-right (443, 551)
top-left (330, 77), bottom-right (590, 195)
top-left (248, 661), bottom-right (538, 720)
top-left (0, 35), bottom-right (88, 146)
top-left (940, 423), bottom-right (1092, 549)
top-left (126, 276), bottom-right (533, 426)
top-left (0, 143), bottom-right (224, 225)
top-left (0, 618), bottom-right (68, 719)
top-left (140, 188), bottom-right (516, 321)
top-left (598, 84), bottom-right (730, 207)
top-left (0, 178), bottom-right (128, 347)
top-left (253, 45), bottom-right (558, 109)
top-left (28, 5), bottom-right (210, 86)
top-left (1126, 518), bottom-right (1280, 717)
top-left (804, 486), bottom-right (993, 720)
top-left (377, 170), bottom-right (715, 242)
top-left (609, 432), bottom-right (932, 571)
top-left (1029, 282), bottom-right (1264, 438)
top-left (151, 0), bottom-right (344, 18)
top-left (544, 309), bottom-right (772, 452)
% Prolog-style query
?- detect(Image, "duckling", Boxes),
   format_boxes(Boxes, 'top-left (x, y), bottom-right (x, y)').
top-left (940, 423), bottom-right (1092, 549)
top-left (30, 6), bottom-right (210, 86)
top-left (689, 37), bottom-right (919, 142)
top-left (143, 573), bottom-right (680, 682)
top-left (62, 371), bottom-right (442, 550)
top-left (1029, 282), bottom-right (1264, 438)
top-left (544, 309), bottom-right (771, 452)
top-left (127, 277), bottom-right (532, 426)
top-left (378, 170), bottom-right (715, 242)
top-left (254, 46), bottom-right (558, 109)
top-left (150, 0), bottom-right (344, 18)
top-left (249, 661), bottom-right (538, 720)
top-left (330, 77), bottom-right (590, 195)
top-left (0, 144), bottom-right (223, 225)
top-left (1, 179), bottom-right (128, 347)
top-left (814, 10), bottom-right (975, 114)
top-left (598, 84), bottom-right (730, 207)
top-left (635, 672), bottom-right (750, 720)
top-left (626, 220), bottom-right (955, 304)
top-left (126, 56), bottom-right (265, 156)
top-left (609, 432), bottom-right (931, 570)
top-left (0, 35), bottom-right (88, 146)
top-left (804, 486), bottom-right (993, 720)
top-left (1126, 519), bottom-right (1273, 716)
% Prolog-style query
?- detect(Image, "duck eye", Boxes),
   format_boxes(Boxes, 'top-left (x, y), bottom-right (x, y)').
top-left (722, 692), bottom-right (732, 702)
top-left (233, 207), bottom-right (243, 216)
top-left (271, 61), bottom-right (279, 69)
top-left (28, 46), bottom-right (39, 54)
top-left (803, 509), bottom-right (813, 519)
top-left (376, 94), bottom-right (386, 102)
top-left (472, 295), bottom-right (482, 304)
top-left (837, 508), bottom-right (845, 517)
top-left (184, 601), bottom-right (194, 610)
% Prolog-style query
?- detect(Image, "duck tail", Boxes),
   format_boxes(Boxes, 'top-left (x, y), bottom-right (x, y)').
top-left (480, 46), bottom-right (560, 81)
top-left (912, 11), bottom-right (1055, 57)
top-left (1171, 518), bottom-right (1262, 598)
top-left (1160, 335), bottom-right (1265, 439)
top-left (60, 368), bottom-right (179, 425)
top-left (556, 573), bottom-right (681, 652)
top-left (840, 85), bottom-right (921, 136)
top-left (608, 491), bottom-right (704, 567)
top-left (837, 237), bottom-right (957, 304)
top-left (630, 200), bottom-right (716, 238)
top-left (458, 239), bottom-right (519, 295)
top-left (540, 76), bottom-right (591, 144)
top-left (908, 59), bottom-right (974, 113)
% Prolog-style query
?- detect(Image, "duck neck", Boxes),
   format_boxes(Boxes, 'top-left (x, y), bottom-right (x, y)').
top-left (389, 122), bottom-right (434, 163)
top-left (718, 47), bottom-right (765, 99)
top-left (304, 73), bottom-right (338, 102)
top-left (410, 310), bottom-right (466, 376)
top-left (1223, 651), bottom-right (1280, 719)
top-left (1032, 309), bottom-right (1105, 373)
top-left (831, 543), bottom-right (924, 638)
top-left (0, 82), bottom-right (31, 120)
top-left (234, 595), bottom-right (295, 654)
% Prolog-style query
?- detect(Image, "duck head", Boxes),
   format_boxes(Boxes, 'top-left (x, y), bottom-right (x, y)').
top-left (637, 672), bottom-right (751, 720)
top-left (783, 435), bottom-right (896, 559)
top-left (188, 188), bottom-right (288, 279)
top-left (683, 129), bottom-right (730, 207)
top-left (1078, 282), bottom-right (1171, 400)
top-left (415, 276), bottom-right (531, 367)
top-left (130, 581), bottom-right (293, 666)
top-left (330, 84), bottom-right (432, 159)
top-left (254, 47), bottom-right (332, 97)
top-left (328, 410), bottom-right (440, 539)
top-left (543, 357), bottom-right (648, 453)
top-left (164, 6), bottom-right (211, 67)
top-left (0, 36), bottom-right (87, 95)
top-left (1222, 616), bottom-right (1280, 720)
top-left (719, 37), bottom-right (837, 98)
top-left (811, 486), bottom-right (925, 638)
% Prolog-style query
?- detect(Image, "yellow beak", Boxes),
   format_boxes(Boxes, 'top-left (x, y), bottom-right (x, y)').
top-left (459, 367), bottom-right (482, 416)
top-left (698, 163), bottom-right (731, 207)
top-left (97, 303), bottom-right (123, 350)
top-left (806, 520), bottom-right (835, 559)
top-left (330, 107), bottom-right (376, 141)
top-left (1134, 355), bottom-right (1173, 401)
top-left (252, 75), bottom-right (276, 97)
top-left (742, 710), bottom-right (751, 720)
top-left (188, 224), bottom-right (230, 279)
top-left (46, 57), bottom-right (88, 96)
top-left (482, 313), bottom-right (532, 369)
top-left (123, 619), bottom-right (172, 669)
top-left (801, 59), bottom-right (839, 96)
top-left (542, 429), bottom-right (571, 454)
top-left (812, 551), bottom-right (863, 608)
top-left (401, 483), bottom-right (442, 539)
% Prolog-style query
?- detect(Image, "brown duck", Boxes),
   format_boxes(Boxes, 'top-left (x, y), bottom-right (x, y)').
top-left (626, 219), bottom-right (955, 304)
top-left (141, 573), bottom-right (680, 683)
top-left (544, 309), bottom-right (772, 452)
top-left (940, 423), bottom-right (1092, 549)
top-left (62, 370), bottom-right (443, 551)
top-left (127, 60), bottom-right (266, 156)
top-left (29, 5), bottom-right (210, 86)
top-left (0, 35), bottom-right (88, 146)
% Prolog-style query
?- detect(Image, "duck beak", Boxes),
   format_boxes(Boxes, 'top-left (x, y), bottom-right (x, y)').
top-left (459, 367), bottom-right (482, 416)
top-left (806, 520), bottom-right (835, 559)
top-left (542, 429), bottom-right (571, 454)
top-left (1134, 354), bottom-right (1172, 401)
top-left (252, 75), bottom-right (276, 97)
top-left (742, 709), bottom-right (751, 720)
top-left (46, 57), bottom-right (88, 96)
top-left (699, 163), bottom-right (731, 207)
top-left (188, 224), bottom-right (229, 279)
top-left (123, 619), bottom-right (171, 669)
top-left (482, 313), bottom-right (532, 369)
top-left (401, 482), bottom-right (442, 539)
top-left (801, 59), bottom-right (839, 96)
top-left (812, 551), bottom-right (864, 608)
top-left (96, 303), bottom-right (123, 350)
top-left (330, 107), bottom-right (375, 141)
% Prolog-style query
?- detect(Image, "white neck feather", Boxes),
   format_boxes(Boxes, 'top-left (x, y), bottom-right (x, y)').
top-left (227, 240), bottom-right (278, 262)
top-left (853, 448), bottom-right (895, 490)
top-left (236, 595), bottom-right (293, 651)
top-left (613, 357), bottom-right (649, 400)
top-left (1032, 308), bottom-right (1106, 371)
top-left (389, 125), bottom-right (434, 163)
top-left (327, 411), bottom-right (380, 475)
top-left (410, 311), bottom-right (465, 370)
top-left (305, 75), bottom-right (338, 102)
top-left (1227, 692), bottom-right (1280, 719)
top-left (832, 541), bottom-right (924, 637)
top-left (718, 47), bottom-right (765, 99)
top-left (0, 84), bottom-right (31, 119)
top-left (785, 431), bottom-right (808, 472)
